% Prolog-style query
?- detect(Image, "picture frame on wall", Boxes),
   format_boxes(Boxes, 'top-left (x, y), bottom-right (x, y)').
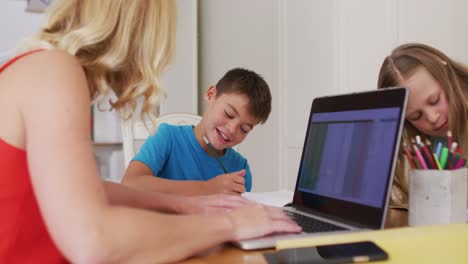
top-left (26, 0), bottom-right (53, 13)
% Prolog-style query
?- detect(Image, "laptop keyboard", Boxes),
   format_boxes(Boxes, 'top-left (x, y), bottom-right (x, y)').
top-left (284, 211), bottom-right (348, 233)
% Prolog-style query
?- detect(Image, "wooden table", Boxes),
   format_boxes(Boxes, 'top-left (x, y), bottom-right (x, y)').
top-left (179, 209), bottom-right (408, 264)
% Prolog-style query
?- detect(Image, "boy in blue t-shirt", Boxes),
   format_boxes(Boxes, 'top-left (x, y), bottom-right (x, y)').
top-left (122, 68), bottom-right (272, 195)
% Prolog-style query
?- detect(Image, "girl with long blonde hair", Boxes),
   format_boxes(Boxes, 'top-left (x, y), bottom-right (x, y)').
top-left (377, 43), bottom-right (468, 208)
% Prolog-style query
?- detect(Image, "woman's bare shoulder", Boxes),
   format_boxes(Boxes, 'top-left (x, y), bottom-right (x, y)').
top-left (5, 49), bottom-right (89, 99)
top-left (10, 49), bottom-right (84, 79)
top-left (3, 49), bottom-right (92, 129)
top-left (0, 50), bottom-right (88, 148)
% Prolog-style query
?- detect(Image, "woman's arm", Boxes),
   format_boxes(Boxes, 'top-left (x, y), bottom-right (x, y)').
top-left (19, 51), bottom-right (300, 263)
top-left (122, 161), bottom-right (209, 195)
top-left (122, 161), bottom-right (246, 195)
top-left (104, 181), bottom-right (249, 214)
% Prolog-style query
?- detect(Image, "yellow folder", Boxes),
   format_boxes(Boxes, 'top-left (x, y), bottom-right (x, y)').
top-left (276, 224), bottom-right (468, 263)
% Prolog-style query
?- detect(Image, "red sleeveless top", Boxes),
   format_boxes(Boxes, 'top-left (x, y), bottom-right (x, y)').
top-left (0, 51), bottom-right (68, 263)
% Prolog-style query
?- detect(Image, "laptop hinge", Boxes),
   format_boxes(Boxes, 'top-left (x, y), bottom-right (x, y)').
top-left (287, 204), bottom-right (371, 230)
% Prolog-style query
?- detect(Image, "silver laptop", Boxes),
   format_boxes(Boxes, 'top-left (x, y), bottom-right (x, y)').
top-left (235, 87), bottom-right (408, 250)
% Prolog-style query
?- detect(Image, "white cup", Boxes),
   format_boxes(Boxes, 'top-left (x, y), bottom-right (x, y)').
top-left (409, 168), bottom-right (467, 226)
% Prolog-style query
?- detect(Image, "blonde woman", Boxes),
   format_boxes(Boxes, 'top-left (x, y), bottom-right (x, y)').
top-left (377, 43), bottom-right (468, 208)
top-left (0, 1), bottom-right (300, 263)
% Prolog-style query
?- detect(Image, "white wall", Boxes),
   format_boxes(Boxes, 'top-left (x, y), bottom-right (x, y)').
top-left (159, 0), bottom-right (198, 114)
top-left (199, 0), bottom-right (468, 191)
top-left (0, 1), bottom-right (45, 62)
top-left (199, 0), bottom-right (281, 191)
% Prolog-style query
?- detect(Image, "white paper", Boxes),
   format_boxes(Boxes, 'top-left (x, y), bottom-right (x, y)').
top-left (242, 190), bottom-right (294, 207)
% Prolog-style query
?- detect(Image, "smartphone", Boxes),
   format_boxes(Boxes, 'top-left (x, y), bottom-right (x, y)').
top-left (277, 241), bottom-right (388, 264)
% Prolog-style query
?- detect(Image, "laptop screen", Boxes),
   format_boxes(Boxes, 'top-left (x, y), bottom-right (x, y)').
top-left (292, 88), bottom-right (407, 229)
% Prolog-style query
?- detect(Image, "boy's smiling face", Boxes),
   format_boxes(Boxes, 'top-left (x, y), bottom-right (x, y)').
top-left (202, 86), bottom-right (259, 151)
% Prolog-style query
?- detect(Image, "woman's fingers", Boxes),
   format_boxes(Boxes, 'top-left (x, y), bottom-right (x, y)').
top-left (187, 194), bottom-right (249, 214)
top-left (227, 203), bottom-right (302, 241)
top-left (271, 219), bottom-right (302, 233)
top-left (265, 205), bottom-right (293, 220)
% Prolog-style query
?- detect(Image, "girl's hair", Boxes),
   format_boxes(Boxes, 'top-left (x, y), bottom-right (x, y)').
top-left (377, 43), bottom-right (468, 203)
top-left (23, 0), bottom-right (177, 121)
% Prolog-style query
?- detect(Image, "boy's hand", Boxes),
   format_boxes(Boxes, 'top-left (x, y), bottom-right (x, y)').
top-left (205, 169), bottom-right (246, 195)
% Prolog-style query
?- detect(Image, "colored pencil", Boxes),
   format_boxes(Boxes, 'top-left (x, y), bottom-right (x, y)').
top-left (412, 143), bottom-right (428, 169)
top-left (432, 153), bottom-right (442, 170)
top-left (402, 142), bottom-right (417, 169)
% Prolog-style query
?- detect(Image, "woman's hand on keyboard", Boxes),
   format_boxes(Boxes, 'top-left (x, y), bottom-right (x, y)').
top-left (225, 203), bottom-right (302, 241)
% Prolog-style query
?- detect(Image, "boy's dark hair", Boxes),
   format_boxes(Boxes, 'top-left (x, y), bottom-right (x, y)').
top-left (215, 68), bottom-right (272, 124)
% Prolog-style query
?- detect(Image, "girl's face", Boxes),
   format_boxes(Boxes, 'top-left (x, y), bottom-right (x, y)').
top-left (202, 86), bottom-right (258, 151)
top-left (400, 67), bottom-right (450, 137)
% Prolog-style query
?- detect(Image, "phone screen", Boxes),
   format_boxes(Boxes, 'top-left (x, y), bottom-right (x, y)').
top-left (278, 241), bottom-right (388, 264)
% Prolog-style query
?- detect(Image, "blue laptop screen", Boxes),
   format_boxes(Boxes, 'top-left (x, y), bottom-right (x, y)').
top-left (297, 107), bottom-right (400, 208)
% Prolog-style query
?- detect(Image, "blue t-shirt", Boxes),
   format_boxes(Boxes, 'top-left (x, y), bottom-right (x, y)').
top-left (133, 123), bottom-right (252, 191)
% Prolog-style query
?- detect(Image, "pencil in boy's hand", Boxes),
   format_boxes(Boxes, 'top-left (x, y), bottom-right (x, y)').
top-left (203, 136), bottom-right (228, 173)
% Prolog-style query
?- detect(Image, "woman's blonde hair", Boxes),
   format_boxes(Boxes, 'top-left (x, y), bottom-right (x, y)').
top-left (377, 43), bottom-right (468, 205)
top-left (23, 0), bottom-right (177, 121)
